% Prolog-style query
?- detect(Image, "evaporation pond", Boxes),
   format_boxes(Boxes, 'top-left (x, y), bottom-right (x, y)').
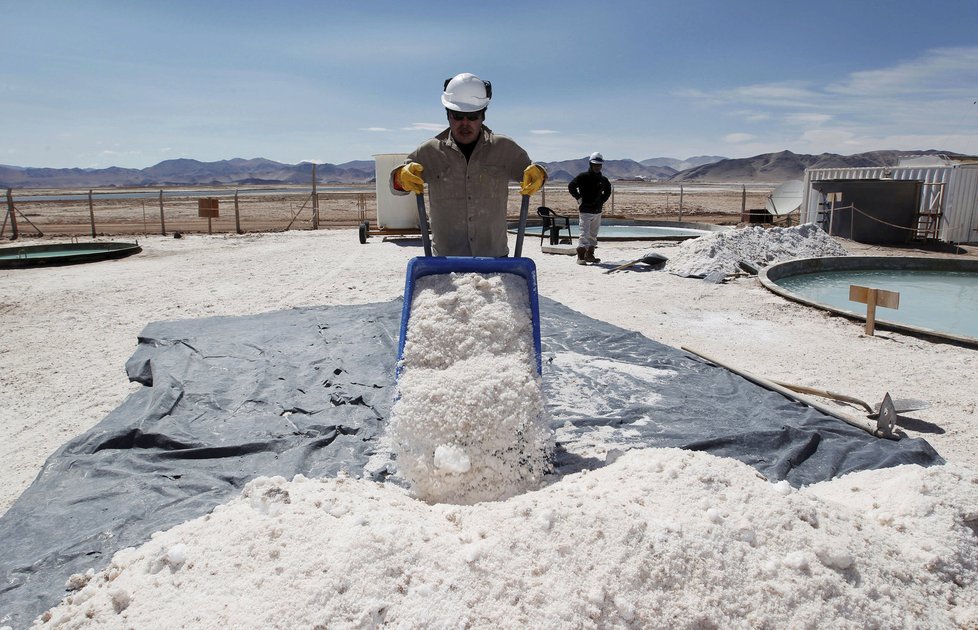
top-left (0, 247), bottom-right (111, 261)
top-left (520, 225), bottom-right (712, 239)
top-left (775, 269), bottom-right (978, 339)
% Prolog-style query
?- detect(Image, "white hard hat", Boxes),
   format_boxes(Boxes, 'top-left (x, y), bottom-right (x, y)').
top-left (442, 73), bottom-right (492, 112)
top-left (589, 152), bottom-right (604, 164)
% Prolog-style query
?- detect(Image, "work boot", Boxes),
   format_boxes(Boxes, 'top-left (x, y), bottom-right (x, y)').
top-left (576, 247), bottom-right (587, 265)
top-left (585, 247), bottom-right (601, 263)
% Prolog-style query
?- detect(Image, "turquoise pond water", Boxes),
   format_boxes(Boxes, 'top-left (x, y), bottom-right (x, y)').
top-left (775, 269), bottom-right (978, 340)
top-left (517, 224), bottom-right (714, 239)
top-left (0, 248), bottom-right (116, 260)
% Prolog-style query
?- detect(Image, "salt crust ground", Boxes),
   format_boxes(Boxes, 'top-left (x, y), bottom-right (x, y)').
top-left (28, 451), bottom-right (978, 629)
top-left (2, 225), bottom-right (977, 627)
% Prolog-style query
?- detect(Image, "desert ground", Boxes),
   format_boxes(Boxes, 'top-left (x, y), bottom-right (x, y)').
top-left (2, 184), bottom-right (977, 628)
top-left (3, 182), bottom-right (977, 515)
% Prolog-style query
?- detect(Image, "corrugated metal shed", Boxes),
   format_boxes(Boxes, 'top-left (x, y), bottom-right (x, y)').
top-left (801, 159), bottom-right (978, 244)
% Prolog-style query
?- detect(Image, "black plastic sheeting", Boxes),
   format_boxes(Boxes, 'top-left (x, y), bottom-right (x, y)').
top-left (0, 297), bottom-right (942, 628)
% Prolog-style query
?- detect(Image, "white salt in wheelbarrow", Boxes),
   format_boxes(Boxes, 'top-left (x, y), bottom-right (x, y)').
top-left (395, 193), bottom-right (543, 376)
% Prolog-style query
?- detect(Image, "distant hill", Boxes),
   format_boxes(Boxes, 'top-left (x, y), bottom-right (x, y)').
top-left (0, 150), bottom-right (969, 188)
top-left (0, 158), bottom-right (375, 189)
top-left (542, 157), bottom-right (677, 182)
top-left (669, 149), bottom-right (971, 183)
top-left (640, 155), bottom-right (726, 171)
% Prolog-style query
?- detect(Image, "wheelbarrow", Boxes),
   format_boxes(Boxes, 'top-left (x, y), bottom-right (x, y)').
top-left (396, 193), bottom-right (542, 376)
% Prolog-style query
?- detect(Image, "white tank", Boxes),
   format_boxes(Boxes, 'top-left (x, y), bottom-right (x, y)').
top-left (374, 153), bottom-right (419, 229)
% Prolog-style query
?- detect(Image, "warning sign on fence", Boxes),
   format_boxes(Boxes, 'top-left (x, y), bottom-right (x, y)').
top-left (198, 198), bottom-right (220, 218)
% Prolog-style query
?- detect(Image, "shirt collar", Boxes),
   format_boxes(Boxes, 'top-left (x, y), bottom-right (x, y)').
top-left (439, 125), bottom-right (493, 151)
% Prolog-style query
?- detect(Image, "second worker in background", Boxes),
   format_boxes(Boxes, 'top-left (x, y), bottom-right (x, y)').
top-left (568, 152), bottom-right (612, 265)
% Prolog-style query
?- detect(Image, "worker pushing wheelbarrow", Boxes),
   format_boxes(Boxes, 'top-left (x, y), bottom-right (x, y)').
top-left (389, 72), bottom-right (547, 258)
top-left (388, 71), bottom-right (547, 370)
top-left (386, 73), bottom-right (554, 503)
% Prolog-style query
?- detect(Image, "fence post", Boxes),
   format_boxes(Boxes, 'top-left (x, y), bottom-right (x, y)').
top-left (678, 185), bottom-right (684, 221)
top-left (741, 185), bottom-right (746, 219)
top-left (159, 190), bottom-right (166, 235)
top-left (6, 188), bottom-right (18, 240)
top-left (235, 190), bottom-right (242, 234)
top-left (88, 189), bottom-right (96, 238)
top-left (312, 163), bottom-right (319, 230)
top-left (829, 195), bottom-right (836, 236)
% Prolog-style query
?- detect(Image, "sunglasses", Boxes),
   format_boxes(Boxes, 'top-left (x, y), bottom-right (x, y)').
top-left (449, 111), bottom-right (483, 121)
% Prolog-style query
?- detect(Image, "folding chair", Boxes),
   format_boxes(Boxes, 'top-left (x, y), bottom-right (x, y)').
top-left (537, 206), bottom-right (573, 245)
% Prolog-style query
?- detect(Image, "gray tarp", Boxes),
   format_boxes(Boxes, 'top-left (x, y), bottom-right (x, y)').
top-left (0, 297), bottom-right (941, 628)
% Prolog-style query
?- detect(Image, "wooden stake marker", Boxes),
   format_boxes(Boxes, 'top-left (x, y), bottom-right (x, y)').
top-left (849, 285), bottom-right (900, 335)
top-left (198, 198), bottom-right (220, 234)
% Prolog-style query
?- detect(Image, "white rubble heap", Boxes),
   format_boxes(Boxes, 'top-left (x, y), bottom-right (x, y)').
top-left (29, 451), bottom-right (978, 629)
top-left (388, 272), bottom-right (553, 505)
top-left (663, 223), bottom-right (849, 278)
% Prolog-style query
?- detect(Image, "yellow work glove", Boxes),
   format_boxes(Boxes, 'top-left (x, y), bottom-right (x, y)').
top-left (520, 164), bottom-right (546, 196)
top-left (396, 162), bottom-right (425, 194)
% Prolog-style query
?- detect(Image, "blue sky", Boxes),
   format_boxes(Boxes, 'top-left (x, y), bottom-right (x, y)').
top-left (3, 0), bottom-right (978, 169)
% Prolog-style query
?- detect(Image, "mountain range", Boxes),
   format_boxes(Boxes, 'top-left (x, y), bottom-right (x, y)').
top-left (0, 150), bottom-right (966, 189)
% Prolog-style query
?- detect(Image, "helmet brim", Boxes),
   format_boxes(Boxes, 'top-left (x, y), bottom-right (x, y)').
top-left (441, 94), bottom-right (490, 112)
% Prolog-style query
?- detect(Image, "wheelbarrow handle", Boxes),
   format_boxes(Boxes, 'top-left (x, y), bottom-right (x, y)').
top-left (514, 194), bottom-right (530, 258)
top-left (417, 193), bottom-right (528, 258)
top-left (415, 193), bottom-right (432, 257)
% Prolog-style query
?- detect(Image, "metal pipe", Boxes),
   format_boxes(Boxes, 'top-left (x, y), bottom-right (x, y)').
top-left (415, 193), bottom-right (432, 257)
top-left (514, 194), bottom-right (529, 257)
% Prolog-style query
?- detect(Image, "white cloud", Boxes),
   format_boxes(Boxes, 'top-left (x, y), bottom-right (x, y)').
top-left (730, 82), bottom-right (820, 107)
top-left (735, 110), bottom-right (770, 122)
top-left (402, 123), bottom-right (444, 132)
top-left (683, 46), bottom-right (978, 114)
top-left (679, 82), bottom-right (820, 109)
top-left (99, 149), bottom-right (145, 159)
top-left (724, 133), bottom-right (755, 144)
top-left (784, 113), bottom-right (832, 125)
top-left (678, 45), bottom-right (978, 156)
top-left (360, 127), bottom-right (389, 132)
top-left (530, 129), bottom-right (558, 135)
top-left (827, 46), bottom-right (978, 96)
top-left (799, 128), bottom-right (860, 147)
top-left (797, 128), bottom-right (978, 156)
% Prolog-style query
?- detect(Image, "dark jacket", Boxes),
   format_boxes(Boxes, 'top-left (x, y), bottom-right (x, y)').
top-left (568, 168), bottom-right (612, 213)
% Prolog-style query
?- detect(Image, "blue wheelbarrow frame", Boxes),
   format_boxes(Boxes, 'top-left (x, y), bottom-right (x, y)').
top-left (396, 194), bottom-right (542, 376)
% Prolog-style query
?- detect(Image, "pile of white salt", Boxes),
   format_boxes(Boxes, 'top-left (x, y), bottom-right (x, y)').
top-left (29, 450), bottom-right (978, 629)
top-left (663, 223), bottom-right (849, 277)
top-left (388, 272), bottom-right (553, 505)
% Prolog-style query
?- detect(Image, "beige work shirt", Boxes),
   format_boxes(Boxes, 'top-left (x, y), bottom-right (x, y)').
top-left (391, 126), bottom-right (535, 257)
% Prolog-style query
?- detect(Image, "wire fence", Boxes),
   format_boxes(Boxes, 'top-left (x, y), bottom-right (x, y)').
top-left (3, 182), bottom-right (771, 240)
top-left (2, 188), bottom-right (378, 238)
